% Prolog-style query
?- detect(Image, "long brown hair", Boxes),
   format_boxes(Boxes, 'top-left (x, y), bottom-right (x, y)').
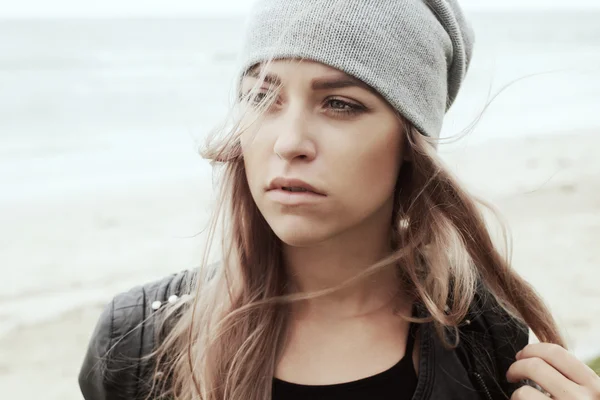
top-left (145, 61), bottom-right (565, 400)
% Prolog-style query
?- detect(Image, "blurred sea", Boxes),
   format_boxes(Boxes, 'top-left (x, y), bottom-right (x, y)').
top-left (1, 12), bottom-right (599, 334)
top-left (1, 12), bottom-right (600, 202)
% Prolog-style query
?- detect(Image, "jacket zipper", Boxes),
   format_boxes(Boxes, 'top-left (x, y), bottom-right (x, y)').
top-left (473, 372), bottom-right (494, 400)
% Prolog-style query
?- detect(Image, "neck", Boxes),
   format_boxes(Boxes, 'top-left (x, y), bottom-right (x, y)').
top-left (283, 207), bottom-right (407, 319)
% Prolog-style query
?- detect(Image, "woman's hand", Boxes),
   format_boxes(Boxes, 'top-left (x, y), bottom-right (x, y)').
top-left (507, 343), bottom-right (600, 399)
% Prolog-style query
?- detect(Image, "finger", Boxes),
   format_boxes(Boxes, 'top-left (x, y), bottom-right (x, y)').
top-left (517, 343), bottom-right (598, 386)
top-left (507, 357), bottom-right (580, 398)
top-left (511, 385), bottom-right (551, 400)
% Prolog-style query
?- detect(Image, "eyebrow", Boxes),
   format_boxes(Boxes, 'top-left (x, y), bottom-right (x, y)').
top-left (244, 66), bottom-right (379, 96)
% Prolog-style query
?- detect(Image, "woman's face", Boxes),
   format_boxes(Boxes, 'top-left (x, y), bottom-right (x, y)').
top-left (240, 59), bottom-right (406, 247)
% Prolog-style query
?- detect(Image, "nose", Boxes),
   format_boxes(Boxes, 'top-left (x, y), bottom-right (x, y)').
top-left (272, 106), bottom-right (316, 162)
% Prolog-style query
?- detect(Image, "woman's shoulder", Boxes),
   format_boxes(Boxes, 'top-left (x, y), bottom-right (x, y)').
top-left (78, 269), bottom-right (195, 400)
top-left (468, 280), bottom-right (530, 349)
top-left (456, 280), bottom-right (530, 398)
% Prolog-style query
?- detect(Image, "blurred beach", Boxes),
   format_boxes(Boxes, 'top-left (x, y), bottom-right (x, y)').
top-left (0, 11), bottom-right (599, 399)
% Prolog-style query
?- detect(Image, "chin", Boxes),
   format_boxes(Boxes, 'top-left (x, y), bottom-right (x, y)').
top-left (268, 218), bottom-right (334, 247)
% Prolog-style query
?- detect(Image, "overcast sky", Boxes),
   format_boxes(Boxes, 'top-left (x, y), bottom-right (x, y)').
top-left (1, 0), bottom-right (599, 18)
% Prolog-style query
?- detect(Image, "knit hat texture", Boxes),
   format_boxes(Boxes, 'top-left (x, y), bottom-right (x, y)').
top-left (236, 0), bottom-right (475, 138)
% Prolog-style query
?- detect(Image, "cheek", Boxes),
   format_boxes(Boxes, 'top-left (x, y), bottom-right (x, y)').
top-left (243, 153), bottom-right (263, 202)
top-left (343, 130), bottom-right (403, 204)
top-left (241, 129), bottom-right (282, 220)
top-left (241, 152), bottom-right (262, 209)
top-left (241, 129), bottom-right (269, 188)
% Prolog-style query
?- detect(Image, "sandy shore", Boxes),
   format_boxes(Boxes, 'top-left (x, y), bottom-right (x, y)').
top-left (442, 132), bottom-right (600, 356)
top-left (1, 132), bottom-right (599, 400)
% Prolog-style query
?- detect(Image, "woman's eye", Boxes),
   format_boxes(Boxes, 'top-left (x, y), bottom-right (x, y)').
top-left (326, 98), bottom-right (366, 116)
top-left (246, 92), bottom-right (268, 105)
top-left (240, 90), bottom-right (271, 106)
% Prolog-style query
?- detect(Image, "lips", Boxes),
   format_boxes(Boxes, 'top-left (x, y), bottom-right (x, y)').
top-left (281, 187), bottom-right (310, 192)
top-left (267, 177), bottom-right (325, 196)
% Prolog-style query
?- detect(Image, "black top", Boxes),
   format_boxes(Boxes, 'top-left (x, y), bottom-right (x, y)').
top-left (78, 270), bottom-right (530, 400)
top-left (272, 323), bottom-right (418, 400)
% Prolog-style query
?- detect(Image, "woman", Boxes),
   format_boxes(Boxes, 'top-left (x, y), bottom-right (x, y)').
top-left (79, 1), bottom-right (600, 399)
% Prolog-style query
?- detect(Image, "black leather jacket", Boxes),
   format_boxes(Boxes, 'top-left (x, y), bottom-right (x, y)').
top-left (78, 270), bottom-right (529, 400)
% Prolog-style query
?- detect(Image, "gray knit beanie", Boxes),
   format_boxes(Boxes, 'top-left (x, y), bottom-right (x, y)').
top-left (235, 0), bottom-right (475, 139)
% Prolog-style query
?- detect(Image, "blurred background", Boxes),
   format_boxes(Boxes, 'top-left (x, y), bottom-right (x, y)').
top-left (0, 0), bottom-right (599, 398)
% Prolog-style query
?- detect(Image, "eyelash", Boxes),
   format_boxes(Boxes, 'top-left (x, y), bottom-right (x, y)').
top-left (242, 92), bottom-right (366, 117)
top-left (327, 98), bottom-right (365, 116)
